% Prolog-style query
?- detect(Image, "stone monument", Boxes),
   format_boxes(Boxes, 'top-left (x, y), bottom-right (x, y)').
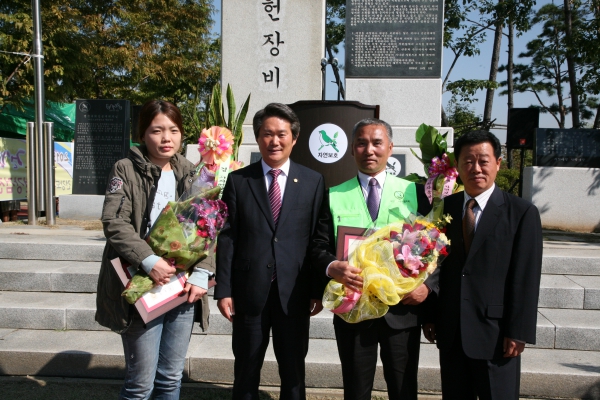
top-left (344, 0), bottom-right (453, 175)
top-left (523, 128), bottom-right (600, 232)
top-left (215, 0), bottom-right (326, 165)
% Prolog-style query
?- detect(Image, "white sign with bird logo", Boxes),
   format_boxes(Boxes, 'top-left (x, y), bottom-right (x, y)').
top-left (308, 123), bottom-right (348, 164)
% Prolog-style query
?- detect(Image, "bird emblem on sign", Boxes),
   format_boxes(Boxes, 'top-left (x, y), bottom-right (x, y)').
top-left (318, 130), bottom-right (339, 152)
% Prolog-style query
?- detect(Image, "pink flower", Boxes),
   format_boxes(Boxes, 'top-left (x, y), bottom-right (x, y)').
top-left (198, 126), bottom-right (234, 164)
top-left (396, 244), bottom-right (423, 274)
top-left (331, 289), bottom-right (362, 314)
top-left (399, 229), bottom-right (419, 244)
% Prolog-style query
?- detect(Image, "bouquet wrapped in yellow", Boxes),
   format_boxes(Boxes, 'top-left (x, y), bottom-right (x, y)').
top-left (323, 214), bottom-right (451, 323)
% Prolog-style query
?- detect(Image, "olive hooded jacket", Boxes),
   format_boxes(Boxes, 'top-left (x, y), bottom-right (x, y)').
top-left (95, 145), bottom-right (213, 333)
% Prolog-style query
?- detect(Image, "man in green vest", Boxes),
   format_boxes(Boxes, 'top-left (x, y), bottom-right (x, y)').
top-left (311, 118), bottom-right (436, 400)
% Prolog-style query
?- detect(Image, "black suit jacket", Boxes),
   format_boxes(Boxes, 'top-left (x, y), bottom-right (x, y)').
top-left (215, 160), bottom-right (326, 316)
top-left (311, 180), bottom-right (436, 330)
top-left (432, 186), bottom-right (543, 359)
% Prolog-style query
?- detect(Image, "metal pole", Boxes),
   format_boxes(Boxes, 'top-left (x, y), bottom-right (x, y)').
top-left (43, 122), bottom-right (56, 225)
top-left (320, 58), bottom-right (327, 101)
top-left (26, 122), bottom-right (38, 225)
top-left (518, 149), bottom-right (526, 198)
top-left (32, 0), bottom-right (46, 212)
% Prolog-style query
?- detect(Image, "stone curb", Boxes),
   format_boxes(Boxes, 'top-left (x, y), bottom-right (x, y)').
top-left (0, 329), bottom-right (599, 399)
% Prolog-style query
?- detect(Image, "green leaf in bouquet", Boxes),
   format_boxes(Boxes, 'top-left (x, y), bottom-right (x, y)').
top-left (207, 84), bottom-right (226, 128)
top-left (122, 272), bottom-right (155, 305)
top-left (403, 172), bottom-right (427, 184)
top-left (415, 123), bottom-right (428, 143)
top-left (231, 89), bottom-right (251, 160)
top-left (226, 84), bottom-right (236, 129)
top-left (438, 131), bottom-right (449, 153)
top-left (418, 125), bottom-right (440, 164)
top-left (447, 152), bottom-right (456, 167)
top-left (205, 82), bottom-right (251, 162)
top-left (410, 148), bottom-right (424, 164)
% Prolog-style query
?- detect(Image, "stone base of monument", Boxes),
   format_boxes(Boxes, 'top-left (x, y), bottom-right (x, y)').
top-left (58, 195), bottom-right (104, 220)
top-left (523, 166), bottom-right (600, 232)
top-left (346, 79), bottom-right (443, 128)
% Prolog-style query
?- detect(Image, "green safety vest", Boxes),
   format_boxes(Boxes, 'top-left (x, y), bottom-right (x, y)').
top-left (330, 175), bottom-right (419, 241)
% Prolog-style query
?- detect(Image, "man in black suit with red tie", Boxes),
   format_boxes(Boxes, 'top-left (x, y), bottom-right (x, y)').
top-left (215, 103), bottom-right (326, 400)
top-left (423, 130), bottom-right (543, 399)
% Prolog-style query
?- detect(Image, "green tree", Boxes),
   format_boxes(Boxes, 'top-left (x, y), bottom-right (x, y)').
top-left (577, 0), bottom-right (600, 128)
top-left (1, 0), bottom-right (219, 125)
top-left (445, 99), bottom-right (481, 138)
top-left (498, 3), bottom-right (591, 128)
top-left (441, 0), bottom-right (536, 128)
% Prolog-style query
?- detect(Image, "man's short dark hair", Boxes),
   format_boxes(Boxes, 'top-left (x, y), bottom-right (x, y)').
top-left (454, 130), bottom-right (502, 160)
top-left (352, 118), bottom-right (393, 142)
top-left (253, 103), bottom-right (300, 140)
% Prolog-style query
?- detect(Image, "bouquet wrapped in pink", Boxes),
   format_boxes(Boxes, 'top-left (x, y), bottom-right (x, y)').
top-left (322, 214), bottom-right (451, 323)
top-left (121, 184), bottom-right (228, 304)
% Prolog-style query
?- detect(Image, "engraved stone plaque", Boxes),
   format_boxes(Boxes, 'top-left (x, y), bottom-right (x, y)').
top-left (534, 128), bottom-right (600, 168)
top-left (73, 100), bottom-right (131, 194)
top-left (346, 0), bottom-right (444, 78)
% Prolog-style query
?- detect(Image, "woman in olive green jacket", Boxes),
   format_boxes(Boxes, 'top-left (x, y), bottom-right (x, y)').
top-left (95, 100), bottom-right (212, 399)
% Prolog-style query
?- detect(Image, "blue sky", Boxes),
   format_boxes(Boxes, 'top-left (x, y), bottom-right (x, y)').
top-left (212, 0), bottom-right (572, 143)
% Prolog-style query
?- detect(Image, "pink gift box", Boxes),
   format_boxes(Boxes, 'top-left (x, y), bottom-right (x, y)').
top-left (111, 257), bottom-right (188, 324)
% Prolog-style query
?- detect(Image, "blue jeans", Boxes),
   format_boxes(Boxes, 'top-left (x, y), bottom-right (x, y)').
top-left (120, 301), bottom-right (195, 400)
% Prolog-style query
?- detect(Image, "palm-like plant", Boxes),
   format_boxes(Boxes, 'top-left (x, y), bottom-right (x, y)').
top-left (204, 83), bottom-right (251, 161)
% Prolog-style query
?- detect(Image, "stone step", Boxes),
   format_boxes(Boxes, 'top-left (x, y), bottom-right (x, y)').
top-left (3, 291), bottom-right (600, 352)
top-left (0, 227), bottom-right (105, 262)
top-left (196, 298), bottom-right (336, 339)
top-left (542, 243), bottom-right (600, 275)
top-left (538, 308), bottom-right (600, 351)
top-left (0, 291), bottom-right (331, 338)
top-left (0, 291), bottom-right (105, 332)
top-left (0, 228), bottom-right (599, 269)
top-left (3, 259), bottom-right (599, 313)
top-left (539, 274), bottom-right (583, 309)
top-left (0, 260), bottom-right (100, 293)
top-left (0, 329), bottom-right (599, 399)
top-left (0, 264), bottom-right (590, 314)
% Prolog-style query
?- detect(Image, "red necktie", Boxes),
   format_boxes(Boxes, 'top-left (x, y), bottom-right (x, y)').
top-left (268, 169), bottom-right (282, 281)
top-left (268, 169), bottom-right (282, 225)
